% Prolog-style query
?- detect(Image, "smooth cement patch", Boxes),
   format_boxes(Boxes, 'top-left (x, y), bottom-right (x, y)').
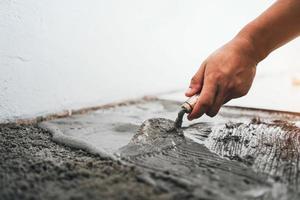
top-left (39, 99), bottom-right (300, 200)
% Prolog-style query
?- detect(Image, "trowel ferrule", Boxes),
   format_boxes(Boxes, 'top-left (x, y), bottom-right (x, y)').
top-left (181, 94), bottom-right (200, 113)
top-left (174, 94), bottom-right (200, 128)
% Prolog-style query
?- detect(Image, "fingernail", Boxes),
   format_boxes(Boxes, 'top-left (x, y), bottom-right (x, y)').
top-left (185, 88), bottom-right (192, 94)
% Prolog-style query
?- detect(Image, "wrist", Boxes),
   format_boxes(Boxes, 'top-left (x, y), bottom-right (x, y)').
top-left (229, 36), bottom-right (261, 66)
top-left (234, 23), bottom-right (272, 63)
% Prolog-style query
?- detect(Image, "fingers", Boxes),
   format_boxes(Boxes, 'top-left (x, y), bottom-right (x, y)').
top-left (185, 63), bottom-right (206, 97)
top-left (207, 86), bottom-right (225, 117)
top-left (187, 76), bottom-right (217, 120)
top-left (223, 96), bottom-right (232, 105)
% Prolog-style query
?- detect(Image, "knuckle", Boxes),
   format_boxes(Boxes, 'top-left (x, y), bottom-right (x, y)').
top-left (239, 88), bottom-right (249, 96)
top-left (190, 76), bottom-right (198, 84)
top-left (235, 78), bottom-right (243, 87)
top-left (200, 99), bottom-right (213, 108)
top-left (207, 70), bottom-right (228, 82)
top-left (189, 76), bottom-right (202, 91)
top-left (213, 72), bottom-right (223, 81)
top-left (206, 74), bottom-right (216, 82)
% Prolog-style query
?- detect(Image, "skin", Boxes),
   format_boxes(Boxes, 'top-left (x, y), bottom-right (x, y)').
top-left (186, 0), bottom-right (300, 120)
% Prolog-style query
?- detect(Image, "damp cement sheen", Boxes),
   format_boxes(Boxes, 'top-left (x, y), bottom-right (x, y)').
top-left (40, 99), bottom-right (300, 199)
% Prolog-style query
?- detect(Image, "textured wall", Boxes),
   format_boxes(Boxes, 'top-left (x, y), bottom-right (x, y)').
top-left (1, 0), bottom-right (299, 122)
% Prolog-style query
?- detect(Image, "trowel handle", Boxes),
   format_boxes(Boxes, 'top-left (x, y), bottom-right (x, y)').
top-left (181, 94), bottom-right (200, 113)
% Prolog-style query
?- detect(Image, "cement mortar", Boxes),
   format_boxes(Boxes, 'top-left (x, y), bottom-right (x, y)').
top-left (0, 124), bottom-right (171, 200)
top-left (7, 99), bottom-right (300, 199)
top-left (119, 118), bottom-right (300, 200)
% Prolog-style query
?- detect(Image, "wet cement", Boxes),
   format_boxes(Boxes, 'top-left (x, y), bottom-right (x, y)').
top-left (39, 100), bottom-right (184, 159)
top-left (118, 118), bottom-right (300, 200)
top-left (38, 99), bottom-right (300, 199)
top-left (0, 124), bottom-right (171, 200)
top-left (204, 119), bottom-right (300, 184)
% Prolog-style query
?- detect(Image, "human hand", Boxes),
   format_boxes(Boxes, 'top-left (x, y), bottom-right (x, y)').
top-left (185, 38), bottom-right (258, 120)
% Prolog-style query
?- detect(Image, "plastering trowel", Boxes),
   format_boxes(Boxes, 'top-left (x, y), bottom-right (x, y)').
top-left (174, 94), bottom-right (200, 128)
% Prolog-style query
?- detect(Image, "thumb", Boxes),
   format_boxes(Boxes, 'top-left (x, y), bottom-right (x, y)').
top-left (185, 64), bottom-right (206, 97)
top-left (185, 86), bottom-right (199, 97)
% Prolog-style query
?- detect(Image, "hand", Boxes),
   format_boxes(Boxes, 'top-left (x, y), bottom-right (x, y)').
top-left (185, 38), bottom-right (258, 120)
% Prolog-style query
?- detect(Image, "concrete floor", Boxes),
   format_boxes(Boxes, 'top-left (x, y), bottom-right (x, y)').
top-left (2, 98), bottom-right (300, 199)
top-left (40, 99), bottom-right (300, 199)
top-left (0, 124), bottom-right (171, 200)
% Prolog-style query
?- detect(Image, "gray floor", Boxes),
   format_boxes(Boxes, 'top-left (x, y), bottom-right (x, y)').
top-left (2, 99), bottom-right (300, 199)
top-left (0, 124), bottom-right (170, 200)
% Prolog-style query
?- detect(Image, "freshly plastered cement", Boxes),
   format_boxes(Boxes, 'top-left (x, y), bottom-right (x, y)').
top-left (0, 124), bottom-right (169, 200)
top-left (40, 99), bottom-right (300, 199)
top-left (39, 100), bottom-right (184, 158)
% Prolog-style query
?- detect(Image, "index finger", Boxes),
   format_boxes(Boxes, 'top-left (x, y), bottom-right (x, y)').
top-left (185, 62), bottom-right (206, 97)
top-left (187, 77), bottom-right (218, 120)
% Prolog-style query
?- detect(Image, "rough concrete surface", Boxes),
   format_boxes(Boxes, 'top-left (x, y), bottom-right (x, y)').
top-left (2, 99), bottom-right (300, 200)
top-left (119, 118), bottom-right (300, 200)
top-left (0, 124), bottom-right (170, 200)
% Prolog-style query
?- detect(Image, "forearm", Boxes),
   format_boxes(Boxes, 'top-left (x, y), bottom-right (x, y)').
top-left (186, 0), bottom-right (300, 119)
top-left (235, 0), bottom-right (300, 63)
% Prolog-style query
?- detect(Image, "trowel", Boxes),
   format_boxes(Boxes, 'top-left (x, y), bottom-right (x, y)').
top-left (174, 94), bottom-right (200, 128)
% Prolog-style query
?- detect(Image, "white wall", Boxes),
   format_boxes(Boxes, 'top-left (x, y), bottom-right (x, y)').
top-left (1, 0), bottom-right (300, 122)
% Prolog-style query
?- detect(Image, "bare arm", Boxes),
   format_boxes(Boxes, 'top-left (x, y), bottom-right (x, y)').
top-left (186, 0), bottom-right (300, 120)
top-left (239, 0), bottom-right (300, 61)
